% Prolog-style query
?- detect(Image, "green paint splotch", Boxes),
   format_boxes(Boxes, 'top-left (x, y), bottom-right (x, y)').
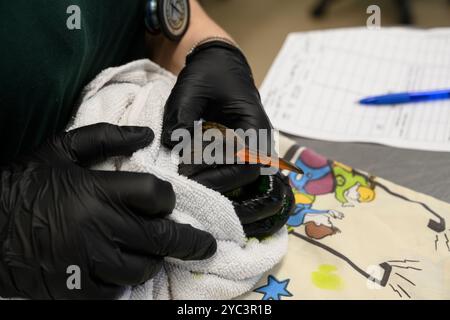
top-left (312, 265), bottom-right (344, 290)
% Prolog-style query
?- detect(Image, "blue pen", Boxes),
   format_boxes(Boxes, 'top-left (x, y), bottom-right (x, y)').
top-left (359, 89), bottom-right (450, 106)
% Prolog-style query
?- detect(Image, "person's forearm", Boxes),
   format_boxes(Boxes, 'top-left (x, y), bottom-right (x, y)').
top-left (147, 0), bottom-right (235, 74)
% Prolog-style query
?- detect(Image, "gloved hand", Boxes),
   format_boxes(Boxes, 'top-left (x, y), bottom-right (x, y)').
top-left (0, 123), bottom-right (216, 300)
top-left (162, 40), bottom-right (273, 193)
top-left (162, 40), bottom-right (294, 238)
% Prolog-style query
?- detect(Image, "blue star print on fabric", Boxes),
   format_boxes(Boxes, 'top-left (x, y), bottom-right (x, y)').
top-left (254, 275), bottom-right (293, 300)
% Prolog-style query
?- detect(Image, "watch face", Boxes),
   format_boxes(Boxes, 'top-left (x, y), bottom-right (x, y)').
top-left (162, 0), bottom-right (189, 38)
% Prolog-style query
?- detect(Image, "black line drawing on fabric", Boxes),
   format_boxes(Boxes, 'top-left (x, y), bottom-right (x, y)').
top-left (389, 282), bottom-right (413, 299)
top-left (285, 147), bottom-right (448, 298)
top-left (371, 177), bottom-right (446, 233)
top-left (291, 230), bottom-right (420, 298)
top-left (394, 272), bottom-right (416, 286)
top-left (367, 173), bottom-right (450, 254)
top-left (291, 231), bottom-right (392, 287)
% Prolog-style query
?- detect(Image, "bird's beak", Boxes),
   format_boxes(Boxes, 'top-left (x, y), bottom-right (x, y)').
top-left (236, 148), bottom-right (303, 175)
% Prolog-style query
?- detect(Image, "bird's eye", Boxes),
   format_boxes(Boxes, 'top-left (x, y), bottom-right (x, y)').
top-left (296, 174), bottom-right (301, 180)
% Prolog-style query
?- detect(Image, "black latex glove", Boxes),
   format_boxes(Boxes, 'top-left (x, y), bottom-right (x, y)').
top-left (163, 40), bottom-right (294, 238)
top-left (0, 123), bottom-right (216, 300)
top-left (162, 40), bottom-right (273, 193)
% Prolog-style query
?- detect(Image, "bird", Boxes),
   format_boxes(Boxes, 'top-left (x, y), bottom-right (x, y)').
top-left (179, 121), bottom-right (303, 176)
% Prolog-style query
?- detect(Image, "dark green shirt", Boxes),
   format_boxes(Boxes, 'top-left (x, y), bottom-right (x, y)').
top-left (0, 0), bottom-right (146, 163)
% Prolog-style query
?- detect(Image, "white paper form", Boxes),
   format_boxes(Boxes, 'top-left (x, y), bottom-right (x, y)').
top-left (260, 28), bottom-right (450, 152)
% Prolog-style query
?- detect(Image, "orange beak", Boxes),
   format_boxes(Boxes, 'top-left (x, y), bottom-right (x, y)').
top-left (236, 148), bottom-right (303, 175)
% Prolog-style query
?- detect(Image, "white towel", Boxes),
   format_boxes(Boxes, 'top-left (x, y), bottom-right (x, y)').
top-left (69, 60), bottom-right (288, 300)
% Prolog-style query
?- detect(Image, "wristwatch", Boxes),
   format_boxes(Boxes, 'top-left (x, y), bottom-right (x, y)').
top-left (145, 0), bottom-right (190, 41)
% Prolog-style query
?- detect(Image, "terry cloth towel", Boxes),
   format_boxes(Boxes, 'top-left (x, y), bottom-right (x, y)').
top-left (68, 60), bottom-right (288, 300)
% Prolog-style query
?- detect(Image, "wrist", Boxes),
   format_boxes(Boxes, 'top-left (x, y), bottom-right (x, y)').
top-left (184, 0), bottom-right (234, 51)
top-left (187, 36), bottom-right (238, 56)
top-left (185, 40), bottom-right (253, 82)
top-left (147, 0), bottom-right (235, 74)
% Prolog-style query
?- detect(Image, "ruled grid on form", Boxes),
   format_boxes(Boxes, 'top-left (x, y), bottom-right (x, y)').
top-left (260, 28), bottom-right (450, 152)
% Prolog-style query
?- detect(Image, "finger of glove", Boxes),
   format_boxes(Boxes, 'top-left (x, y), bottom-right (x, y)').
top-left (93, 250), bottom-right (163, 287)
top-left (190, 47), bottom-right (273, 132)
top-left (118, 218), bottom-right (217, 260)
top-left (190, 164), bottom-right (260, 193)
top-left (162, 44), bottom-right (238, 149)
top-left (91, 170), bottom-right (175, 217)
top-left (162, 74), bottom-right (210, 148)
top-left (63, 123), bottom-right (154, 166)
top-left (214, 102), bottom-right (274, 156)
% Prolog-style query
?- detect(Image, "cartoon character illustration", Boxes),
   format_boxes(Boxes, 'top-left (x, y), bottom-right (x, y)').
top-left (281, 147), bottom-right (448, 298)
top-left (287, 148), bottom-right (376, 239)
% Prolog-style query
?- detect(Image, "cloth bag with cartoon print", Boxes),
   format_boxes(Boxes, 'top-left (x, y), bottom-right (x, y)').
top-left (241, 134), bottom-right (450, 300)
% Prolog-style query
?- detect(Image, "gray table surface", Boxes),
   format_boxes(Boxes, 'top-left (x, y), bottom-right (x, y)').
top-left (287, 135), bottom-right (450, 203)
